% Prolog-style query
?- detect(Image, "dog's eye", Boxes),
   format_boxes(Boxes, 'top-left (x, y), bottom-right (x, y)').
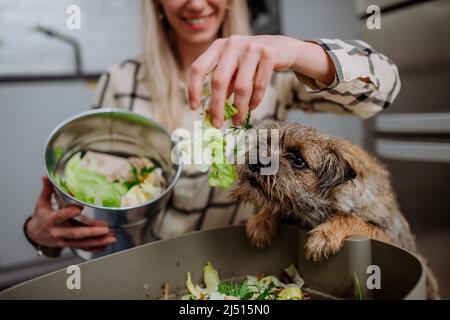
top-left (291, 156), bottom-right (307, 169)
top-left (286, 149), bottom-right (308, 170)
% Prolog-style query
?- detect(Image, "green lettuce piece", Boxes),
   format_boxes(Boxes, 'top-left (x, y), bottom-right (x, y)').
top-left (53, 173), bottom-right (69, 193)
top-left (354, 272), bottom-right (365, 300)
top-left (278, 287), bottom-right (303, 300)
top-left (185, 272), bottom-right (205, 300)
top-left (53, 147), bottom-right (64, 161)
top-left (201, 87), bottom-right (250, 189)
top-left (208, 163), bottom-right (238, 189)
top-left (203, 86), bottom-right (211, 98)
top-left (256, 283), bottom-right (277, 300)
top-left (217, 281), bottom-right (253, 300)
top-left (224, 101), bottom-right (238, 120)
top-left (203, 262), bottom-right (220, 294)
top-left (259, 275), bottom-right (286, 288)
top-left (64, 153), bottom-right (127, 207)
top-left (186, 272), bottom-right (199, 299)
top-left (238, 281), bottom-right (254, 300)
top-left (217, 282), bottom-right (240, 297)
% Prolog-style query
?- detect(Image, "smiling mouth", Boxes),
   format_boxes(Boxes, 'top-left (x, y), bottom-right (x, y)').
top-left (182, 14), bottom-right (214, 25)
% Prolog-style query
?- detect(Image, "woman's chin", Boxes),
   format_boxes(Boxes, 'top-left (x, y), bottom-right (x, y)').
top-left (179, 31), bottom-right (218, 46)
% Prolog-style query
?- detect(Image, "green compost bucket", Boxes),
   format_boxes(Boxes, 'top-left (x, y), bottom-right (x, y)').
top-left (0, 225), bottom-right (426, 300)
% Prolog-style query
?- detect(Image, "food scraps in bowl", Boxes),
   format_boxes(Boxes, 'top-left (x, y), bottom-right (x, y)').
top-left (53, 151), bottom-right (166, 208)
top-left (175, 262), bottom-right (306, 300)
top-left (164, 262), bottom-right (365, 300)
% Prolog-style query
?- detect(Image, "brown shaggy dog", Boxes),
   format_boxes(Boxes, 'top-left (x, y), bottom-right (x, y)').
top-left (231, 120), bottom-right (439, 299)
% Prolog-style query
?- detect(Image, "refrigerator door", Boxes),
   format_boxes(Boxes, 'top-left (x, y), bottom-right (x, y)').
top-left (375, 113), bottom-right (450, 134)
top-left (360, 0), bottom-right (450, 298)
top-left (374, 138), bottom-right (450, 229)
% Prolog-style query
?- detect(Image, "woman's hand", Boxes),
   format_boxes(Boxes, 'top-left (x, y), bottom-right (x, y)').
top-left (26, 177), bottom-right (117, 253)
top-left (188, 35), bottom-right (336, 128)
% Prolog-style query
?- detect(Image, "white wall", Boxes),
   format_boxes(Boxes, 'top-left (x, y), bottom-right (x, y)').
top-left (281, 0), bottom-right (364, 146)
top-left (0, 82), bottom-right (92, 267)
top-left (0, 1), bottom-right (142, 278)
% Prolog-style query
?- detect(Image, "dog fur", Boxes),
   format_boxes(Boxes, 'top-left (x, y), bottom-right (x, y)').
top-left (231, 120), bottom-right (439, 299)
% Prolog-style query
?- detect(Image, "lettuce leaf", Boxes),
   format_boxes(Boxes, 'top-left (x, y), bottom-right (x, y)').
top-left (201, 87), bottom-right (251, 189)
top-left (278, 287), bottom-right (303, 300)
top-left (64, 153), bottom-right (127, 207)
top-left (53, 147), bottom-right (64, 160)
top-left (224, 101), bottom-right (238, 120)
top-left (208, 163), bottom-right (238, 189)
top-left (203, 262), bottom-right (220, 294)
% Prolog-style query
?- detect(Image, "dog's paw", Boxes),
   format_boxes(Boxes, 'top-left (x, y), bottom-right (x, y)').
top-left (246, 212), bottom-right (277, 249)
top-left (304, 228), bottom-right (344, 262)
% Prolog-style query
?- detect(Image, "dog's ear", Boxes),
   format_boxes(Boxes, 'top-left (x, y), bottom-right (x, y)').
top-left (317, 140), bottom-right (357, 192)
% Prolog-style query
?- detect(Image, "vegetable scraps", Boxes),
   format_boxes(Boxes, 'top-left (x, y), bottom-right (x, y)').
top-left (353, 272), bottom-right (365, 300)
top-left (64, 153), bottom-right (128, 207)
top-left (201, 89), bottom-right (252, 189)
top-left (57, 151), bottom-right (165, 208)
top-left (181, 262), bottom-right (305, 300)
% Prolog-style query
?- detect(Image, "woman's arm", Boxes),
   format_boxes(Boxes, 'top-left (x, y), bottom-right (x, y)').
top-left (287, 38), bottom-right (401, 119)
top-left (288, 39), bottom-right (336, 86)
top-left (188, 35), bottom-right (400, 126)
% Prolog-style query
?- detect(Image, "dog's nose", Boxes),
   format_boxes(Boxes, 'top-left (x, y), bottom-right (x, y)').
top-left (249, 160), bottom-right (271, 173)
top-left (249, 164), bottom-right (259, 173)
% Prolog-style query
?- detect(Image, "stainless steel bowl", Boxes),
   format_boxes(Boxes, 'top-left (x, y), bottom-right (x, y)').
top-left (44, 109), bottom-right (182, 260)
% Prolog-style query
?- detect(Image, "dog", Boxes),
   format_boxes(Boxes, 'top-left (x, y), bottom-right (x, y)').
top-left (231, 119), bottom-right (440, 299)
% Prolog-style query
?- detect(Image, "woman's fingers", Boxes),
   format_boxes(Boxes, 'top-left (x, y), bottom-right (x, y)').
top-left (227, 72), bottom-right (237, 99)
top-left (232, 48), bottom-right (260, 125)
top-left (189, 35), bottom-right (280, 126)
top-left (52, 207), bottom-right (82, 224)
top-left (77, 215), bottom-right (109, 227)
top-left (189, 39), bottom-right (225, 109)
top-left (36, 176), bottom-right (53, 211)
top-left (51, 225), bottom-right (111, 240)
top-left (210, 44), bottom-right (241, 128)
top-left (249, 52), bottom-right (274, 110)
top-left (60, 236), bottom-right (117, 249)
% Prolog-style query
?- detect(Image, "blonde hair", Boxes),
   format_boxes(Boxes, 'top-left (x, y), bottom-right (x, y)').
top-left (141, 0), bottom-right (251, 130)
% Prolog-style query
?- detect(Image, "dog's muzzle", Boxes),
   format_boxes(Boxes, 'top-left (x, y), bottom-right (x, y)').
top-left (248, 160), bottom-right (272, 175)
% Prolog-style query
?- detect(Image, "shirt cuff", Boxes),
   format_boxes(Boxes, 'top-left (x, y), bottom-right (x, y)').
top-left (295, 39), bottom-right (378, 94)
top-left (293, 39), bottom-right (342, 93)
top-left (294, 71), bottom-right (339, 93)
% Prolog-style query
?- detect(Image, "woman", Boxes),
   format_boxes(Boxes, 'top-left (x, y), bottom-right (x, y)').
top-left (25, 0), bottom-right (400, 257)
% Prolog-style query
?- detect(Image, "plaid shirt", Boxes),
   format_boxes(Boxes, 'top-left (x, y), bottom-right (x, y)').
top-left (92, 39), bottom-right (400, 240)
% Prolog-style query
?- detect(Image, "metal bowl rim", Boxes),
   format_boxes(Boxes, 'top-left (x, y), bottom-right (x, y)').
top-left (43, 108), bottom-right (183, 212)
